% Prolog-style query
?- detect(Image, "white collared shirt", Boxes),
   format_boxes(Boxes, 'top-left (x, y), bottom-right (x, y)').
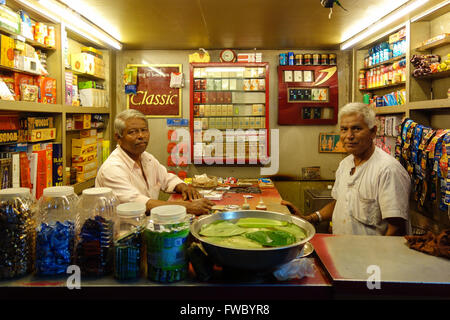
top-left (95, 145), bottom-right (183, 205)
top-left (331, 147), bottom-right (411, 235)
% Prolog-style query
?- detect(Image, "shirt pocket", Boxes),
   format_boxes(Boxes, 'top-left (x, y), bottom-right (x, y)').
top-left (350, 195), bottom-right (381, 227)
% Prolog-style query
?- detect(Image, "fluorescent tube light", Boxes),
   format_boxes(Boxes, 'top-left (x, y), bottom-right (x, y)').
top-left (341, 0), bottom-right (429, 50)
top-left (17, 0), bottom-right (122, 50)
top-left (411, 0), bottom-right (450, 22)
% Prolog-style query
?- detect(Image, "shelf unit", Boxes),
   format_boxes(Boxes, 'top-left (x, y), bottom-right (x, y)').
top-left (353, 4), bottom-right (450, 233)
top-left (0, 1), bottom-right (114, 194)
top-left (189, 62), bottom-right (269, 165)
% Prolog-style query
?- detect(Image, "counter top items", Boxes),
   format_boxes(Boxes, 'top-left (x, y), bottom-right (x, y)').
top-left (35, 186), bottom-right (78, 276)
top-left (405, 229), bottom-right (450, 259)
top-left (192, 174), bottom-right (218, 188)
top-left (75, 187), bottom-right (117, 276)
top-left (190, 210), bottom-right (315, 271)
top-left (0, 188), bottom-right (35, 279)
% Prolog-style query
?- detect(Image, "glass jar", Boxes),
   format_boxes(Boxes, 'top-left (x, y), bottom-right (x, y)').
top-left (0, 188), bottom-right (36, 279)
top-left (145, 205), bottom-right (191, 283)
top-left (35, 186), bottom-right (78, 276)
top-left (114, 202), bottom-right (146, 280)
top-left (76, 187), bottom-right (117, 276)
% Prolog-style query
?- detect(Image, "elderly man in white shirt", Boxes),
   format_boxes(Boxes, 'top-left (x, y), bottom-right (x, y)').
top-left (96, 109), bottom-right (214, 215)
top-left (282, 102), bottom-right (411, 236)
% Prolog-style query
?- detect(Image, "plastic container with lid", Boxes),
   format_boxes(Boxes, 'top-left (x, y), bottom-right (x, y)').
top-left (75, 187), bottom-right (117, 276)
top-left (35, 186), bottom-right (78, 276)
top-left (0, 188), bottom-right (36, 279)
top-left (114, 202), bottom-right (146, 280)
top-left (144, 205), bottom-right (192, 283)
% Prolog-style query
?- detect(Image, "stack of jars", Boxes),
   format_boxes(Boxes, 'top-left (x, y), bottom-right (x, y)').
top-left (35, 186), bottom-right (78, 275)
top-left (0, 188), bottom-right (35, 279)
top-left (75, 187), bottom-right (117, 276)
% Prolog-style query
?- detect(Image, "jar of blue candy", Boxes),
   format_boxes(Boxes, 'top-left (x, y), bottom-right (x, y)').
top-left (114, 202), bottom-right (146, 280)
top-left (145, 205), bottom-right (191, 283)
top-left (35, 186), bottom-right (78, 276)
top-left (76, 187), bottom-right (117, 276)
top-left (0, 188), bottom-right (36, 279)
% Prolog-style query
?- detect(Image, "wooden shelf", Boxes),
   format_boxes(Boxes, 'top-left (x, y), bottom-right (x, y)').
top-left (65, 68), bottom-right (105, 81)
top-left (415, 35), bottom-right (450, 52)
top-left (359, 55), bottom-right (406, 71)
top-left (0, 100), bottom-right (62, 113)
top-left (0, 64), bottom-right (42, 76)
top-left (413, 70), bottom-right (450, 80)
top-left (406, 98), bottom-right (450, 111)
top-left (374, 105), bottom-right (407, 115)
top-left (360, 81), bottom-right (406, 92)
top-left (64, 106), bottom-right (110, 114)
top-left (0, 25), bottom-right (56, 51)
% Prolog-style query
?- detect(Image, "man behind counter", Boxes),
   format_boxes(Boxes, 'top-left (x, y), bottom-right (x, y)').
top-left (282, 102), bottom-right (411, 236)
top-left (96, 109), bottom-right (214, 215)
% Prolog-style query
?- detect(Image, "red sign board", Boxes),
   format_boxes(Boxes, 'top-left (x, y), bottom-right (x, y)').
top-left (127, 64), bottom-right (182, 117)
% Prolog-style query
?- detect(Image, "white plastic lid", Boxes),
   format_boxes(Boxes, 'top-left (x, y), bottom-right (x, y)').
top-left (150, 205), bottom-right (186, 223)
top-left (82, 187), bottom-right (113, 196)
top-left (117, 202), bottom-right (146, 217)
top-left (0, 187), bottom-right (31, 198)
top-left (43, 186), bottom-right (75, 197)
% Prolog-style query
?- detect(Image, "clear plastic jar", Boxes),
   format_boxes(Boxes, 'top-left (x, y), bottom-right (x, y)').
top-left (114, 202), bottom-right (146, 280)
top-left (145, 205), bottom-right (191, 283)
top-left (76, 187), bottom-right (117, 276)
top-left (0, 188), bottom-right (36, 279)
top-left (35, 186), bottom-right (78, 275)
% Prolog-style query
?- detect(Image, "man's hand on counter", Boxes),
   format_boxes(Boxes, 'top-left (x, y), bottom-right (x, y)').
top-left (185, 198), bottom-right (215, 215)
top-left (175, 183), bottom-right (202, 200)
top-left (281, 200), bottom-right (317, 223)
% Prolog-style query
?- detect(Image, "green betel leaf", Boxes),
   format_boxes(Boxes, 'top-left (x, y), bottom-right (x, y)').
top-left (199, 221), bottom-right (246, 237)
top-left (273, 225), bottom-right (307, 241)
top-left (244, 230), bottom-right (296, 247)
top-left (236, 217), bottom-right (288, 228)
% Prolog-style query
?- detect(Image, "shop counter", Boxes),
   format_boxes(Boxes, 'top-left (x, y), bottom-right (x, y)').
top-left (169, 185), bottom-right (290, 214)
top-left (0, 256), bottom-right (332, 300)
top-left (311, 233), bottom-right (450, 298)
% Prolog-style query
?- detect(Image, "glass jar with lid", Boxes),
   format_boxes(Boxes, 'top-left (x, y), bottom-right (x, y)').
top-left (76, 187), bottom-right (117, 276)
top-left (35, 186), bottom-right (78, 276)
top-left (114, 202), bottom-right (146, 280)
top-left (0, 188), bottom-right (36, 279)
top-left (144, 205), bottom-right (191, 283)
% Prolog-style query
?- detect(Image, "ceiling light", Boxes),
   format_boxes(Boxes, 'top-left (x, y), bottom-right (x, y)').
top-left (16, 0), bottom-right (122, 50)
top-left (341, 0), bottom-right (429, 50)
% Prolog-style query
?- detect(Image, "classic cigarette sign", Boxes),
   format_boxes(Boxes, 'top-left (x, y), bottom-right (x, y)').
top-left (127, 64), bottom-right (182, 117)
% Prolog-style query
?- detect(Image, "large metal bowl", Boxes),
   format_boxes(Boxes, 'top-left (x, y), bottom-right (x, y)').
top-left (190, 210), bottom-right (315, 271)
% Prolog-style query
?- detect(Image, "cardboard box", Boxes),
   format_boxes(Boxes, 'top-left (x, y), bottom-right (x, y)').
top-left (28, 128), bottom-right (56, 142)
top-left (73, 160), bottom-right (97, 173)
top-left (72, 143), bottom-right (97, 156)
top-left (1, 35), bottom-right (15, 68)
top-left (36, 76), bottom-right (57, 104)
top-left (76, 167), bottom-right (97, 182)
top-left (80, 129), bottom-right (97, 138)
top-left (72, 136), bottom-right (97, 147)
top-left (74, 114), bottom-right (91, 130)
top-left (72, 151), bottom-right (97, 164)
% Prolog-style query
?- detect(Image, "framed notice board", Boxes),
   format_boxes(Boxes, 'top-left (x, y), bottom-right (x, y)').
top-left (126, 64), bottom-right (182, 118)
top-left (278, 65), bottom-right (338, 125)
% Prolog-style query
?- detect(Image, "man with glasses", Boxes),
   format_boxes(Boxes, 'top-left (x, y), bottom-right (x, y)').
top-left (96, 109), bottom-right (213, 215)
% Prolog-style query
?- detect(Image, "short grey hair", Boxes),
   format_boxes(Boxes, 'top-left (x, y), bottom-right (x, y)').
top-left (338, 102), bottom-right (376, 129)
top-left (114, 109), bottom-right (147, 137)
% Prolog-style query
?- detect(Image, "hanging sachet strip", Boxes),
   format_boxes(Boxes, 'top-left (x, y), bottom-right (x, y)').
top-left (440, 133), bottom-right (450, 210)
top-left (403, 121), bottom-right (417, 176)
top-left (417, 129), bottom-right (436, 208)
top-left (395, 118), bottom-right (411, 162)
top-left (445, 133), bottom-right (450, 206)
top-left (429, 130), bottom-right (449, 203)
top-left (412, 126), bottom-right (433, 203)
